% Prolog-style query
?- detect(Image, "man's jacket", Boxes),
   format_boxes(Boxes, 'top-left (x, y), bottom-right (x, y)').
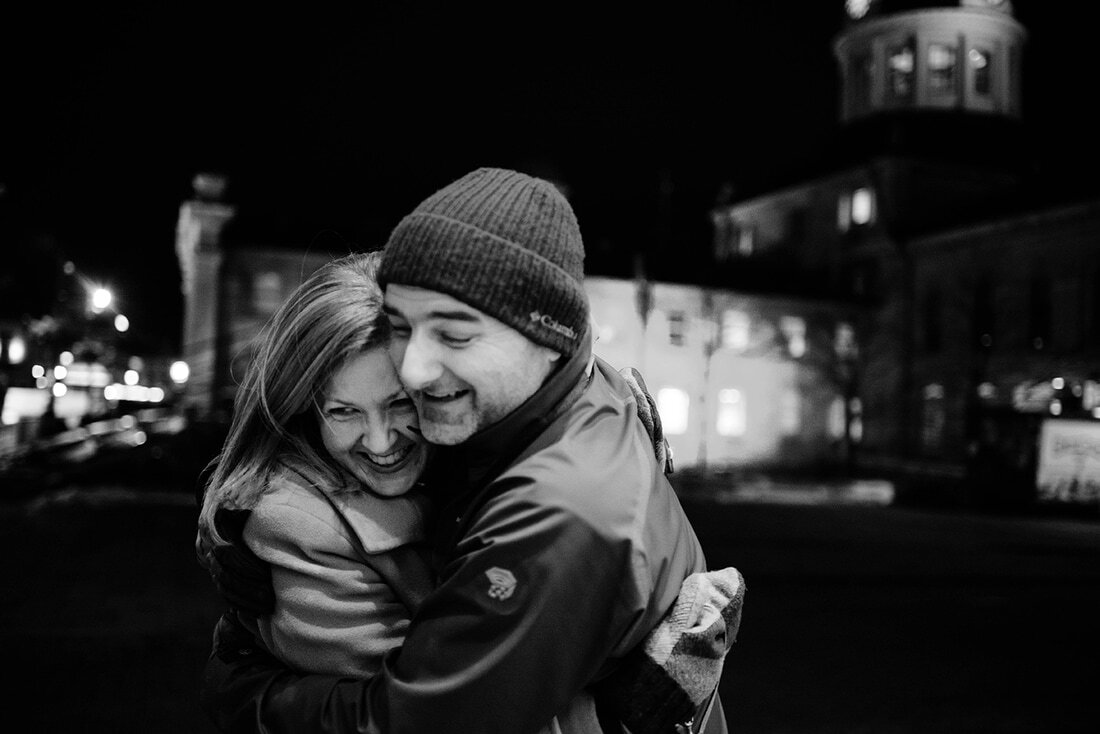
top-left (202, 338), bottom-right (726, 733)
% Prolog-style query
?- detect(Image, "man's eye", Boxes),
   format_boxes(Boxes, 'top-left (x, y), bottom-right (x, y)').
top-left (390, 324), bottom-right (411, 338)
top-left (390, 397), bottom-right (416, 411)
top-left (440, 333), bottom-right (472, 346)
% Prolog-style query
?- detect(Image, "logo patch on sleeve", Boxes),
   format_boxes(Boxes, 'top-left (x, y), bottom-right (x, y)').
top-left (485, 567), bottom-right (517, 600)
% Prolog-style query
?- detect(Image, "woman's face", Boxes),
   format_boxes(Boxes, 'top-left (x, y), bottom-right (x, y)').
top-left (318, 347), bottom-right (430, 497)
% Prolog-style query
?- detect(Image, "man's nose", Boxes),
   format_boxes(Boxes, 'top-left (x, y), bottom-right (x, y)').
top-left (399, 333), bottom-right (442, 391)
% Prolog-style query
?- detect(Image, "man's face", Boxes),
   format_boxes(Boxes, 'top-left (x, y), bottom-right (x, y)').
top-left (383, 284), bottom-right (561, 445)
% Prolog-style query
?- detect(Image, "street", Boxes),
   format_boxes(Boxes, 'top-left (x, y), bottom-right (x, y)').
top-left (2, 482), bottom-right (1097, 733)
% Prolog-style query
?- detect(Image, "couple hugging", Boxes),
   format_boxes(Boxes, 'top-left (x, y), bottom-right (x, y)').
top-left (197, 167), bottom-right (745, 734)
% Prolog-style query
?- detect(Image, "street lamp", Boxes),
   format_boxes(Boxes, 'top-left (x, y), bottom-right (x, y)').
top-left (91, 287), bottom-right (113, 312)
top-left (114, 314), bottom-right (129, 332)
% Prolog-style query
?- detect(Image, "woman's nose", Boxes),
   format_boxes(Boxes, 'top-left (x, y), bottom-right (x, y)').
top-left (399, 333), bottom-right (443, 391)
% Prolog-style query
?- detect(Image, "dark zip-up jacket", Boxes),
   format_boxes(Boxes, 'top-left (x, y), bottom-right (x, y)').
top-left (202, 338), bottom-right (726, 733)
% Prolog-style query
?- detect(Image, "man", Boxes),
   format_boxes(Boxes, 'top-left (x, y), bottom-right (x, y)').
top-left (201, 167), bottom-right (731, 733)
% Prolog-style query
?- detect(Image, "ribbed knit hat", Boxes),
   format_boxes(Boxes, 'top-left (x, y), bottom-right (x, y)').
top-left (378, 167), bottom-right (589, 356)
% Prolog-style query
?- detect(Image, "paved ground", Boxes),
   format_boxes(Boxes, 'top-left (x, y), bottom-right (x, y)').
top-left (2, 479), bottom-right (1098, 733)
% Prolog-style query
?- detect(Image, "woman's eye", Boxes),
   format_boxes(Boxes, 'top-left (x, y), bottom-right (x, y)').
top-left (440, 333), bottom-right (472, 346)
top-left (326, 407), bottom-right (356, 420)
top-left (391, 397), bottom-right (416, 411)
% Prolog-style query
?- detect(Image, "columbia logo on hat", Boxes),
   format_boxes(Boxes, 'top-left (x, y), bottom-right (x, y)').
top-left (530, 311), bottom-right (578, 341)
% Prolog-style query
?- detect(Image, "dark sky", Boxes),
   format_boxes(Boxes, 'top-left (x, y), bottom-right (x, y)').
top-left (2, 2), bottom-right (1095, 354)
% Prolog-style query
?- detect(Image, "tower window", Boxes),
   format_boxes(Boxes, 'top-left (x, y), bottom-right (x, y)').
top-left (887, 38), bottom-right (916, 102)
top-left (668, 311), bottom-right (687, 347)
top-left (970, 47), bottom-right (992, 96)
top-left (851, 187), bottom-right (874, 225)
top-left (720, 310), bottom-right (750, 351)
top-left (657, 387), bottom-right (690, 435)
top-left (928, 43), bottom-right (957, 94)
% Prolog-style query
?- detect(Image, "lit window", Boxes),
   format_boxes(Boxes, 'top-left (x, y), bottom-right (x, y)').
top-left (851, 187), bottom-right (874, 225)
top-left (253, 272), bottom-right (284, 315)
top-left (828, 397), bottom-right (846, 439)
top-left (928, 43), bottom-right (956, 94)
top-left (835, 322), bottom-right (857, 358)
top-left (921, 384), bottom-right (946, 450)
top-left (716, 388), bottom-right (746, 437)
top-left (668, 311), bottom-right (687, 347)
top-left (657, 388), bottom-right (690, 435)
top-left (738, 225), bottom-right (754, 256)
top-left (970, 47), bottom-right (992, 96)
top-left (721, 310), bottom-right (750, 351)
top-left (780, 316), bottom-right (807, 358)
top-left (779, 391), bottom-right (801, 436)
top-left (887, 39), bottom-right (915, 101)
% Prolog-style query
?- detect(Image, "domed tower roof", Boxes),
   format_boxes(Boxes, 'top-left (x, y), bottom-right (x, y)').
top-left (834, 0), bottom-right (1025, 124)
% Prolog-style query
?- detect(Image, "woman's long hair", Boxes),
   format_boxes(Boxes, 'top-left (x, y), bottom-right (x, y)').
top-left (198, 251), bottom-right (388, 546)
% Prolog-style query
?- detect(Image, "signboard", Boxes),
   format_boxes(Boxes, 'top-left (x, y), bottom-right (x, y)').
top-left (1036, 419), bottom-right (1100, 505)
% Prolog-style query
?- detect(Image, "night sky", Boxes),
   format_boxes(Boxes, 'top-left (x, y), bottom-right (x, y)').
top-left (2, 2), bottom-right (1095, 354)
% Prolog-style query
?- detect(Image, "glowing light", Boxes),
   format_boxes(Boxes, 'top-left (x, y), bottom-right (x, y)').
top-left (53, 365), bottom-right (68, 380)
top-left (851, 188), bottom-right (874, 225)
top-left (91, 288), bottom-right (113, 311)
top-left (149, 387), bottom-right (165, 402)
top-left (59, 351), bottom-right (74, 366)
top-left (1093, 407), bottom-right (1100, 420)
top-left (169, 360), bottom-right (190, 384)
top-left (119, 415), bottom-right (136, 429)
top-left (978, 382), bottom-right (996, 399)
top-left (1052, 377), bottom-right (1065, 390)
top-left (36, 377), bottom-right (48, 389)
top-left (52, 383), bottom-right (68, 397)
top-left (1050, 400), bottom-right (1063, 416)
top-left (114, 314), bottom-right (129, 332)
top-left (124, 369), bottom-right (139, 386)
top-left (716, 389), bottom-right (746, 438)
top-left (7, 335), bottom-right (26, 364)
top-left (104, 384), bottom-right (122, 401)
top-left (31, 364), bottom-right (45, 379)
top-left (657, 387), bottom-right (690, 435)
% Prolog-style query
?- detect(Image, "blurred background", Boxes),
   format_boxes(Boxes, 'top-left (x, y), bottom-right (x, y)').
top-left (2, 2), bottom-right (1098, 732)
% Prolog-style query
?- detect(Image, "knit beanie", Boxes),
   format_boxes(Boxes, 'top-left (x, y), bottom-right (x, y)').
top-left (378, 167), bottom-right (589, 356)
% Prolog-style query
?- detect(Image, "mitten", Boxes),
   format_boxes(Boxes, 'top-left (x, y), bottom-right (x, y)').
top-left (619, 366), bottom-right (674, 475)
top-left (196, 507), bottom-right (275, 617)
top-left (599, 567), bottom-right (745, 734)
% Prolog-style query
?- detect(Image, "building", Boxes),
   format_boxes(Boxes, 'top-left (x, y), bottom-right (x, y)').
top-left (711, 0), bottom-right (1100, 501)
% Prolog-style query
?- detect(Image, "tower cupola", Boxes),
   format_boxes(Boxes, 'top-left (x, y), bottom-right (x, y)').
top-left (834, 0), bottom-right (1026, 124)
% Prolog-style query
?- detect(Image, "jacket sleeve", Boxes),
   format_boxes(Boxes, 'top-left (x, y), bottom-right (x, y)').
top-left (203, 476), bottom-right (651, 734)
top-left (243, 496), bottom-right (418, 677)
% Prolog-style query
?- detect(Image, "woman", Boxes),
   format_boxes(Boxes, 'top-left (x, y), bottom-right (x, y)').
top-left (197, 250), bottom-right (434, 676)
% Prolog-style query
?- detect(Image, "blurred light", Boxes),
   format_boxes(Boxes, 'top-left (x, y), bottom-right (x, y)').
top-left (133, 430), bottom-right (147, 447)
top-left (59, 351), bottom-right (74, 366)
top-left (53, 365), bottom-right (68, 380)
top-left (52, 383), bottom-right (68, 397)
top-left (170, 360), bottom-right (190, 384)
top-left (7, 335), bottom-right (26, 364)
top-left (978, 382), bottom-right (996, 399)
top-left (104, 384), bottom-right (122, 401)
top-left (63, 261), bottom-right (76, 275)
top-left (124, 369), bottom-right (139, 386)
top-left (91, 288), bottom-right (113, 311)
top-left (35, 377), bottom-right (48, 389)
top-left (1050, 400), bottom-right (1063, 416)
top-left (31, 364), bottom-right (45, 379)
top-left (657, 387), bottom-right (691, 435)
top-left (119, 414), bottom-right (136, 429)
top-left (1052, 377), bottom-right (1065, 390)
top-left (149, 387), bottom-right (165, 403)
top-left (1093, 407), bottom-right (1100, 420)
top-left (114, 314), bottom-right (129, 332)
top-left (851, 188), bottom-right (873, 225)
top-left (128, 356), bottom-right (144, 371)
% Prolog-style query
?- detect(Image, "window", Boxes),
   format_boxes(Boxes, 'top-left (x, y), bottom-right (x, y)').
top-left (738, 224), bottom-right (754, 256)
top-left (973, 277), bottom-right (995, 350)
top-left (1029, 275), bottom-right (1051, 351)
top-left (716, 388), bottom-right (746, 437)
top-left (922, 288), bottom-right (942, 353)
top-left (721, 310), bottom-right (750, 351)
top-left (970, 47), bottom-right (992, 96)
top-left (851, 187), bottom-right (874, 225)
top-left (928, 43), bottom-right (957, 94)
top-left (828, 397), bottom-right (847, 440)
top-left (887, 38), bottom-right (916, 102)
top-left (780, 316), bottom-right (807, 358)
top-left (657, 388), bottom-right (690, 435)
top-left (921, 384), bottom-right (946, 451)
top-left (253, 271), bottom-right (284, 316)
top-left (835, 322), bottom-right (857, 359)
top-left (779, 391), bottom-right (801, 436)
top-left (667, 311), bottom-right (687, 347)
top-left (852, 52), bottom-right (873, 112)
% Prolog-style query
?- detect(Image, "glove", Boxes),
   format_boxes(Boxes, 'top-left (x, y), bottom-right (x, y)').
top-left (598, 567), bottom-right (745, 734)
top-left (619, 366), bottom-right (675, 475)
top-left (196, 507), bottom-right (276, 617)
